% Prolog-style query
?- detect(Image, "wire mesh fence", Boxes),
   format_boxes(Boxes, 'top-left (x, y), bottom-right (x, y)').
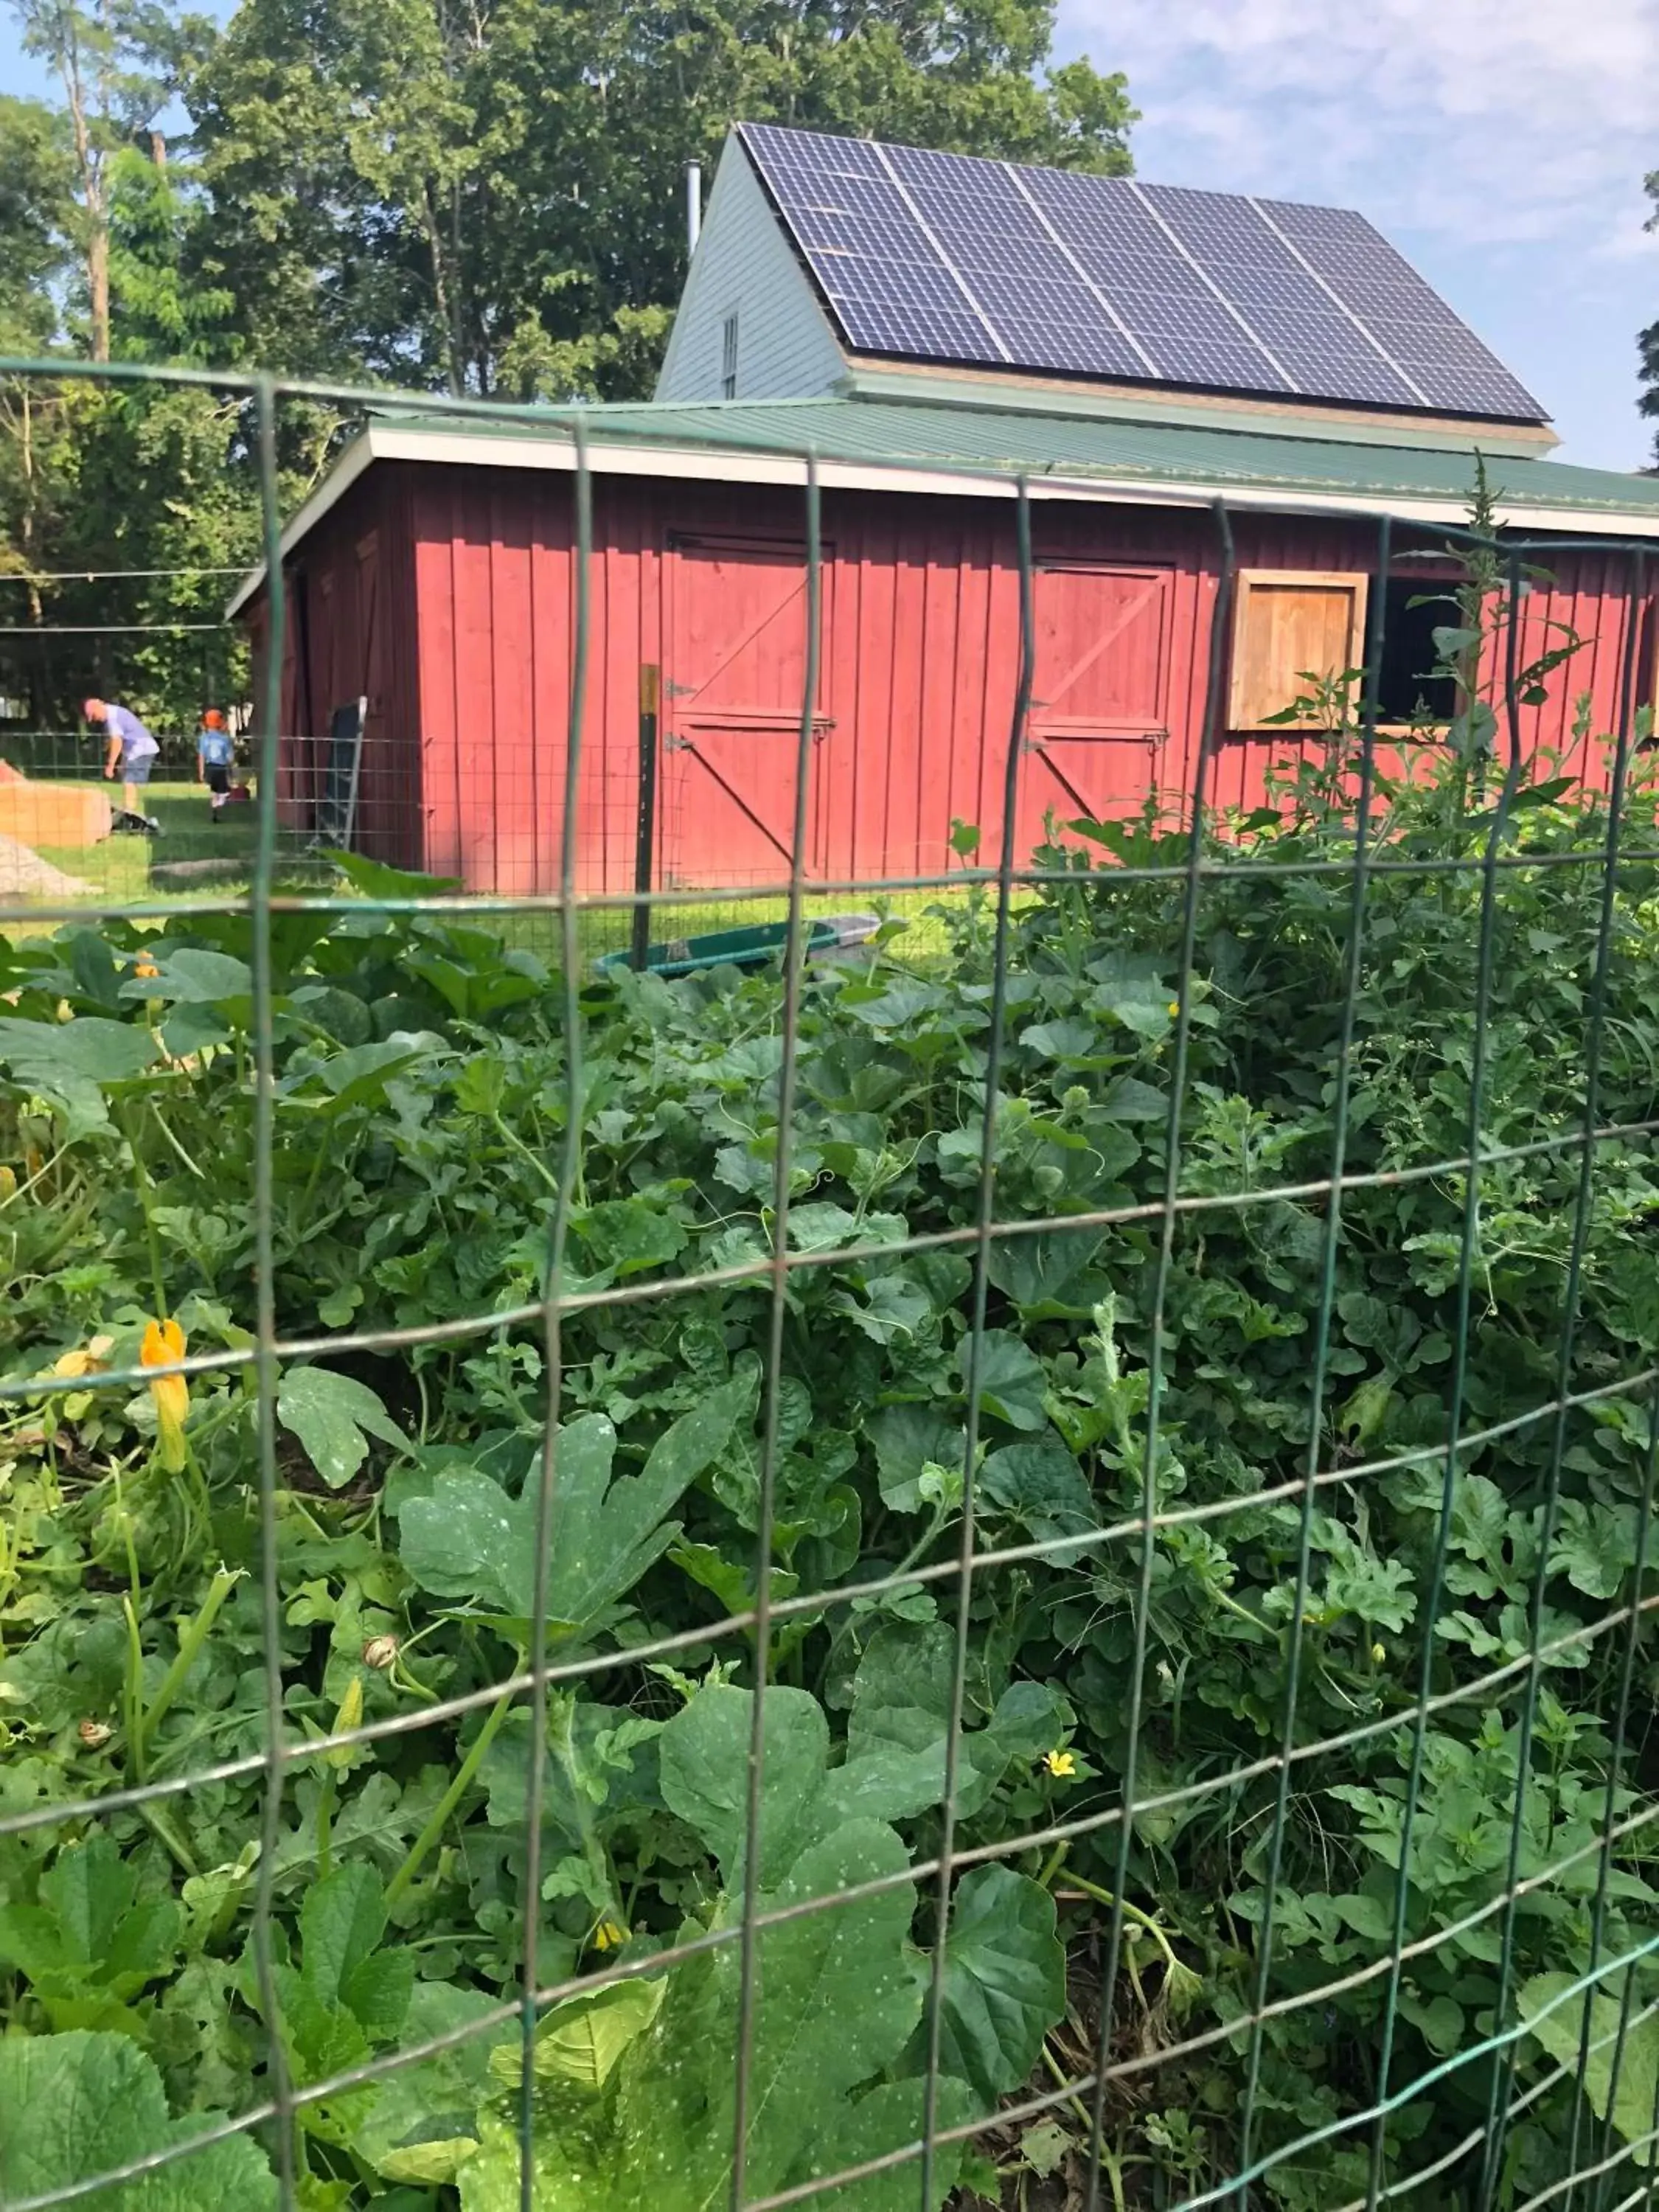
top-left (2, 358), bottom-right (1659, 2212)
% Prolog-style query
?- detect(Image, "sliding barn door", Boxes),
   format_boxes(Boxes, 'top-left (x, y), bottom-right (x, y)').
top-left (660, 535), bottom-right (831, 888)
top-left (1014, 561), bottom-right (1172, 861)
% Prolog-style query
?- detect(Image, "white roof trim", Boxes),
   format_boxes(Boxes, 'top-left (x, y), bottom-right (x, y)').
top-left (223, 430), bottom-right (378, 616)
top-left (225, 418), bottom-right (1659, 613)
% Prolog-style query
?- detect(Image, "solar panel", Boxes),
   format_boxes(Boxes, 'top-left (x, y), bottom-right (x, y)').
top-left (737, 122), bottom-right (1547, 423)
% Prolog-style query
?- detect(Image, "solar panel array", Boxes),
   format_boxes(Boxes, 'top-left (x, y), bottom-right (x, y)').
top-left (736, 124), bottom-right (1545, 423)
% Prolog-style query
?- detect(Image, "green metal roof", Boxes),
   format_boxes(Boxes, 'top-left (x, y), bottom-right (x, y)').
top-left (368, 392), bottom-right (1659, 524)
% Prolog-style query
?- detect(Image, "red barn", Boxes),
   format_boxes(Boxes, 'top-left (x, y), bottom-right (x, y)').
top-left (229, 126), bottom-right (1659, 896)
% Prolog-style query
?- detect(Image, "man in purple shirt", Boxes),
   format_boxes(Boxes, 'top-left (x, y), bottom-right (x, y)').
top-left (84, 698), bottom-right (161, 831)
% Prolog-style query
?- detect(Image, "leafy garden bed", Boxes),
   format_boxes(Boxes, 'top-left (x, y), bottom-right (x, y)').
top-left (2, 748), bottom-right (1658, 2211)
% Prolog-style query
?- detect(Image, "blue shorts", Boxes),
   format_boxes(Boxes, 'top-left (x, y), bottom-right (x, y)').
top-left (123, 751), bottom-right (155, 786)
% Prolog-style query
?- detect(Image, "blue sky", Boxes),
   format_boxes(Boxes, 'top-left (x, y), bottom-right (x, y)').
top-left (7, 1), bottom-right (1656, 469)
top-left (1056, 0), bottom-right (1659, 470)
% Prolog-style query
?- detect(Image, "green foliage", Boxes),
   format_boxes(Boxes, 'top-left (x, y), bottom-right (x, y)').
top-left (1518, 1970), bottom-right (1659, 2167)
top-left (459, 1682), bottom-right (1018, 2210)
top-left (0, 2030), bottom-right (276, 2205)
top-left (0, 94), bottom-right (73, 352)
top-left (397, 1388), bottom-right (751, 1638)
top-left (184, 0), bottom-right (1135, 397)
top-left (0, 369), bottom-right (268, 734)
top-left (1, 712), bottom-right (1659, 2204)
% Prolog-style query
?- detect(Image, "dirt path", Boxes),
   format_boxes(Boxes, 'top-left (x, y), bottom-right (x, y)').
top-left (0, 831), bottom-right (92, 900)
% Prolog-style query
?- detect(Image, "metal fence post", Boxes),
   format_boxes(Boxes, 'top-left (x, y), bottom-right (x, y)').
top-left (633, 661), bottom-right (660, 970)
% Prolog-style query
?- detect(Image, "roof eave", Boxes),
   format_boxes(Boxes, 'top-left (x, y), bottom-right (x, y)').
top-left (225, 419), bottom-right (1659, 616)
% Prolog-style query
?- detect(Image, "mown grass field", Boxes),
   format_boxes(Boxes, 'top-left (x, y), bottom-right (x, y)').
top-left (16, 777), bottom-right (983, 963)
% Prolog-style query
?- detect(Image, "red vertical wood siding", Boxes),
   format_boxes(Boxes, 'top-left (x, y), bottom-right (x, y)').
top-left (245, 461), bottom-right (1655, 897)
top-left (254, 465), bottom-right (423, 865)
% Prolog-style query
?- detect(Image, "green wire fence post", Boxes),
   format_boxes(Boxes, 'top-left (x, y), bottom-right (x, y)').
top-left (516, 414), bottom-right (593, 2212)
top-left (248, 367), bottom-right (298, 2205)
top-left (731, 450), bottom-right (820, 2211)
top-left (916, 473), bottom-right (1036, 2212)
top-left (1237, 513), bottom-right (1390, 2202)
top-left (1085, 498), bottom-right (1235, 2212)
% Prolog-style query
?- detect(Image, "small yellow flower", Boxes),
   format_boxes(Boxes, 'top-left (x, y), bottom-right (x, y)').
top-left (591, 1918), bottom-right (628, 1952)
top-left (1043, 1749), bottom-right (1077, 1779)
top-left (1166, 1001), bottom-right (1181, 1019)
top-left (141, 1317), bottom-right (189, 1472)
top-left (50, 1335), bottom-right (113, 1381)
top-left (133, 950), bottom-right (160, 981)
top-left (0, 1165), bottom-right (15, 1201)
top-left (1371, 1642), bottom-right (1387, 1666)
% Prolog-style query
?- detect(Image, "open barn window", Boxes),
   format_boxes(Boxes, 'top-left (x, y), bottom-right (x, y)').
top-left (1230, 570), bottom-right (1460, 730)
top-left (1376, 578), bottom-right (1458, 723)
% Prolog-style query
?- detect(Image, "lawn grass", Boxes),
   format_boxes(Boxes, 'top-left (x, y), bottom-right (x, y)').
top-left (14, 779), bottom-right (986, 967)
top-left (21, 778), bottom-right (276, 925)
top-left (503, 884), bottom-right (981, 967)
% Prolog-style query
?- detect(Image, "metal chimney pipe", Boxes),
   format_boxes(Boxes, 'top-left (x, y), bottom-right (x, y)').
top-left (686, 163), bottom-right (702, 254)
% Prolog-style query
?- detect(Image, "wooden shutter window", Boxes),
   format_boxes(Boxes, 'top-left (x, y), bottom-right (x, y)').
top-left (1228, 570), bottom-right (1369, 731)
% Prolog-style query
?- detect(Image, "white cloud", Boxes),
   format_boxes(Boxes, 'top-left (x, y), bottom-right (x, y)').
top-left (1062, 0), bottom-right (1658, 254)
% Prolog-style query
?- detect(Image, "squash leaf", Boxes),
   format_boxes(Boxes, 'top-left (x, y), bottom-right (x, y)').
top-left (1520, 1972), bottom-right (1659, 2165)
top-left (916, 1864), bottom-right (1065, 2105)
top-left (398, 1380), bottom-right (749, 1640)
top-left (459, 1815), bottom-right (974, 2212)
top-left (0, 1013), bottom-right (159, 1137)
top-left (276, 1366), bottom-right (408, 1489)
top-left (0, 2030), bottom-right (276, 2207)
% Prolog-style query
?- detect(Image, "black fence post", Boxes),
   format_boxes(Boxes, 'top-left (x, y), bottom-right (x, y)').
top-left (633, 663), bottom-right (659, 970)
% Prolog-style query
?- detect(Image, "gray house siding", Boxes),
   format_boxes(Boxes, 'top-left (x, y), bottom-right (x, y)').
top-left (656, 137), bottom-right (848, 402)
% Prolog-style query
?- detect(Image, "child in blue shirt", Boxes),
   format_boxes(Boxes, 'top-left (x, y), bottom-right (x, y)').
top-left (196, 710), bottom-right (234, 817)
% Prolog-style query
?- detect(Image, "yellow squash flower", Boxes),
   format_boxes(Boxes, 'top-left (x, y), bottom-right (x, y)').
top-left (590, 1918), bottom-right (628, 1952)
top-left (326, 1675), bottom-right (365, 1769)
top-left (1043, 1749), bottom-right (1077, 1779)
top-left (50, 1334), bottom-right (114, 1381)
top-left (141, 1318), bottom-right (189, 1472)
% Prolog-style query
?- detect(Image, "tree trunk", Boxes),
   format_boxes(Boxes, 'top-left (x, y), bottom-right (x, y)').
top-left (59, 29), bottom-right (110, 361)
top-left (422, 181), bottom-right (465, 396)
top-left (86, 220), bottom-right (110, 361)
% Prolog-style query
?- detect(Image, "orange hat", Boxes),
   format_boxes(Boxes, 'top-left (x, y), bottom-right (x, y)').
top-left (202, 708), bottom-right (226, 729)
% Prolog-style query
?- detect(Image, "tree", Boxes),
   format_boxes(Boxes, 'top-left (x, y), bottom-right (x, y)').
top-left (7, 0), bottom-right (215, 360)
top-left (108, 138), bottom-right (233, 362)
top-left (187, 0), bottom-right (1138, 399)
top-left (0, 95), bottom-right (75, 355)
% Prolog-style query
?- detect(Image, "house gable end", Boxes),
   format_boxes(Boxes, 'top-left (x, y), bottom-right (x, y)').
top-left (655, 133), bottom-right (848, 403)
